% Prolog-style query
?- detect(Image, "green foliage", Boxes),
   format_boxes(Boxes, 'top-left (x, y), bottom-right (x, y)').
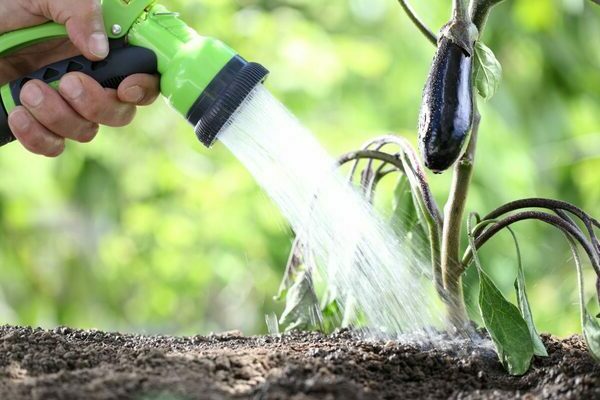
top-left (277, 267), bottom-right (322, 331)
top-left (473, 41), bottom-right (502, 101)
top-left (582, 307), bottom-right (600, 361)
top-left (391, 175), bottom-right (428, 252)
top-left (478, 267), bottom-right (533, 375)
top-left (568, 235), bottom-right (600, 360)
top-left (508, 228), bottom-right (548, 357)
top-left (468, 217), bottom-right (533, 375)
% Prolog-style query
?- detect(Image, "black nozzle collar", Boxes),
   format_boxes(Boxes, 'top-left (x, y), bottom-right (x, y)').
top-left (187, 57), bottom-right (269, 147)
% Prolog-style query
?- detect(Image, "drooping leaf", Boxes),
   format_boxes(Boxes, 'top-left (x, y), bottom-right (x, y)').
top-left (583, 302), bottom-right (600, 361)
top-left (473, 41), bottom-right (502, 101)
top-left (506, 228), bottom-right (548, 357)
top-left (478, 268), bottom-right (534, 375)
top-left (320, 288), bottom-right (342, 333)
top-left (391, 175), bottom-right (419, 234)
top-left (275, 238), bottom-right (304, 301)
top-left (390, 175), bottom-right (429, 253)
top-left (278, 268), bottom-right (323, 331)
top-left (567, 234), bottom-right (600, 360)
top-left (467, 215), bottom-right (533, 375)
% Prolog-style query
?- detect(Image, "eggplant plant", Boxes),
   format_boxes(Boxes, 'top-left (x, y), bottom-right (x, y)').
top-left (275, 0), bottom-right (600, 375)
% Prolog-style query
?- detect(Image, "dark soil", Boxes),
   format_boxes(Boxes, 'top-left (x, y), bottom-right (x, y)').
top-left (0, 325), bottom-right (598, 400)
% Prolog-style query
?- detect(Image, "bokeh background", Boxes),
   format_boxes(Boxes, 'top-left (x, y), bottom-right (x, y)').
top-left (0, 0), bottom-right (598, 336)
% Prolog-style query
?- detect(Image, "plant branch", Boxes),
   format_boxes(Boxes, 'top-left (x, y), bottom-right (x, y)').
top-left (474, 198), bottom-right (600, 261)
top-left (338, 149), bottom-right (405, 171)
top-left (470, 0), bottom-right (507, 30)
top-left (396, 0), bottom-right (437, 46)
top-left (339, 137), bottom-right (444, 299)
top-left (462, 211), bottom-right (600, 277)
top-left (360, 135), bottom-right (443, 226)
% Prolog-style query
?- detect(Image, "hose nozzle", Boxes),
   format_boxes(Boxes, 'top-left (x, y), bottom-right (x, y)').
top-left (186, 57), bottom-right (268, 147)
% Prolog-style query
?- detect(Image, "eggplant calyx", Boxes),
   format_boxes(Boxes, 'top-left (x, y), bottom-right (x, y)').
top-left (440, 19), bottom-right (479, 56)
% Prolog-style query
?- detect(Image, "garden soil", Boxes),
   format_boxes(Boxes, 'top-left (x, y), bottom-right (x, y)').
top-left (0, 325), bottom-right (598, 399)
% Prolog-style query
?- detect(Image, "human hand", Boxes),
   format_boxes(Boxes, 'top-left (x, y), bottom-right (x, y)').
top-left (0, 0), bottom-right (160, 156)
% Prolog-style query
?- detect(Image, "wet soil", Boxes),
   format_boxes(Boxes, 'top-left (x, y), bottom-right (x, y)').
top-left (0, 325), bottom-right (598, 400)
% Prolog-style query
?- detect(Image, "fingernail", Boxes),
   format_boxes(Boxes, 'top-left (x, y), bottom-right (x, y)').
top-left (60, 75), bottom-right (84, 100)
top-left (123, 85), bottom-right (145, 103)
top-left (89, 32), bottom-right (109, 58)
top-left (9, 109), bottom-right (31, 130)
top-left (21, 83), bottom-right (43, 108)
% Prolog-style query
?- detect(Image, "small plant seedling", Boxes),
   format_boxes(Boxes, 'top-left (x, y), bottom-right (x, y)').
top-left (275, 0), bottom-right (600, 375)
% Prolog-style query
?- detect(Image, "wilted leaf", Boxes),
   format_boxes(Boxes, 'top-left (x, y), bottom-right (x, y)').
top-left (568, 233), bottom-right (600, 360)
top-left (390, 175), bottom-right (428, 253)
top-left (473, 41), bottom-right (502, 101)
top-left (391, 175), bottom-right (419, 234)
top-left (583, 302), bottom-right (600, 361)
top-left (507, 228), bottom-right (548, 357)
top-left (479, 268), bottom-right (534, 375)
top-left (278, 268), bottom-right (322, 331)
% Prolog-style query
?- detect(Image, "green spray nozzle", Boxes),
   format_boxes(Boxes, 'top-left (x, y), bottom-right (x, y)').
top-left (0, 0), bottom-right (268, 148)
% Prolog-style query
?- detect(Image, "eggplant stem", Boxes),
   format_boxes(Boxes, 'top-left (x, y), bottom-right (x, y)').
top-left (453, 0), bottom-right (470, 22)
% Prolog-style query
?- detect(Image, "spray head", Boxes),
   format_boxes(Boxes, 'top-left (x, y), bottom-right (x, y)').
top-left (0, 0), bottom-right (268, 148)
top-left (187, 57), bottom-right (268, 147)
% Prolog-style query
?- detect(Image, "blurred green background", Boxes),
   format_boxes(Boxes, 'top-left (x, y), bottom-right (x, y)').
top-left (0, 0), bottom-right (598, 337)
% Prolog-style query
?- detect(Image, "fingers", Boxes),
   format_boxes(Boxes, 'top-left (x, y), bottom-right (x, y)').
top-left (118, 74), bottom-right (161, 106)
top-left (20, 80), bottom-right (99, 143)
top-left (24, 0), bottom-right (108, 60)
top-left (58, 72), bottom-right (136, 127)
top-left (8, 106), bottom-right (65, 157)
top-left (10, 72), bottom-right (159, 157)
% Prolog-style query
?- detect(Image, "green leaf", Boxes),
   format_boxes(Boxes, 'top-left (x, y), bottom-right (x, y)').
top-left (567, 233), bottom-right (600, 360)
top-left (278, 268), bottom-right (323, 331)
top-left (467, 215), bottom-right (533, 375)
top-left (390, 175), bottom-right (428, 252)
top-left (391, 175), bottom-right (419, 233)
top-left (506, 228), bottom-right (548, 357)
top-left (478, 269), bottom-right (534, 375)
top-left (473, 41), bottom-right (502, 101)
top-left (583, 303), bottom-right (600, 361)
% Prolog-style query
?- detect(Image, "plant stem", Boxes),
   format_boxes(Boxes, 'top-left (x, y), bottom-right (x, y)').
top-left (470, 0), bottom-right (506, 31)
top-left (440, 109), bottom-right (481, 328)
top-left (396, 0), bottom-right (438, 46)
top-left (440, 0), bottom-right (505, 330)
top-left (454, 0), bottom-right (470, 21)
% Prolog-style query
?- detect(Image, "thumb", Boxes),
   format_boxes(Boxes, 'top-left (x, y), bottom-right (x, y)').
top-left (28, 0), bottom-right (109, 60)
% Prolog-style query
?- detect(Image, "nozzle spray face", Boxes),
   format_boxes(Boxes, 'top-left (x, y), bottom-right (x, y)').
top-left (186, 57), bottom-right (269, 147)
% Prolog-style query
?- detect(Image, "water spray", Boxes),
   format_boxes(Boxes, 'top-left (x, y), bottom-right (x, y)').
top-left (0, 0), bottom-right (268, 148)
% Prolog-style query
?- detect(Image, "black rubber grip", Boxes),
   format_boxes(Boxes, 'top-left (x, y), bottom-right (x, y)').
top-left (0, 45), bottom-right (158, 147)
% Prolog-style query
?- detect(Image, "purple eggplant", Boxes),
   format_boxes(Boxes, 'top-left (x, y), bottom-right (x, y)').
top-left (418, 36), bottom-right (474, 173)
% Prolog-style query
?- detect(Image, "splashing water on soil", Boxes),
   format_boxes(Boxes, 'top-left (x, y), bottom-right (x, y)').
top-left (219, 85), bottom-right (444, 338)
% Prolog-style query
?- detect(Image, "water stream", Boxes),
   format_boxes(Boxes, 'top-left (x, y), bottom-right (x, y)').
top-left (219, 85), bottom-right (444, 337)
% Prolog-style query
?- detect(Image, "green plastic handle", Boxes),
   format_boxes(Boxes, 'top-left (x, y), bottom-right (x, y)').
top-left (0, 0), bottom-right (155, 57)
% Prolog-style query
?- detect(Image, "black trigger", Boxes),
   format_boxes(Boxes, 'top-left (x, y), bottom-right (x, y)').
top-left (66, 61), bottom-right (84, 72)
top-left (42, 68), bottom-right (60, 81)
